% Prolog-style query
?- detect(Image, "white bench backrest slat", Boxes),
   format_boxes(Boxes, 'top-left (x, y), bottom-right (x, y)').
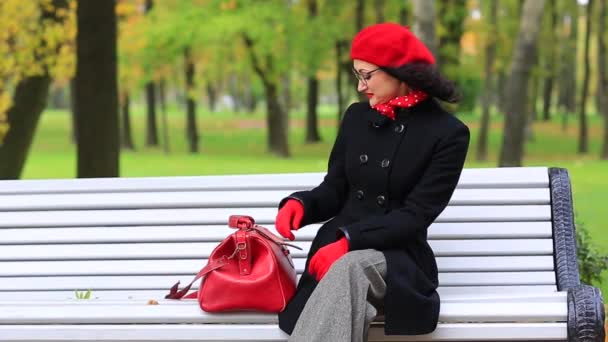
top-left (0, 205), bottom-right (552, 228)
top-left (0, 256), bottom-right (555, 277)
top-left (0, 167), bottom-right (549, 195)
top-left (0, 222), bottom-right (553, 245)
top-left (0, 239), bottom-right (553, 261)
top-left (0, 188), bottom-right (550, 211)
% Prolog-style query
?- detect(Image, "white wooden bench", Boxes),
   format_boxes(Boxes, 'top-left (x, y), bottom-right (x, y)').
top-left (0, 167), bottom-right (603, 341)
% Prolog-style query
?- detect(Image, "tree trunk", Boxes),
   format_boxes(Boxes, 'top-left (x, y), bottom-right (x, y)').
top-left (525, 74), bottom-right (539, 142)
top-left (49, 84), bottom-right (68, 109)
top-left (437, 0), bottom-right (467, 76)
top-left (281, 72), bottom-right (291, 112)
top-left (499, 0), bottom-right (545, 167)
top-left (496, 71), bottom-right (507, 114)
top-left (184, 48), bottom-right (199, 154)
top-left (541, 0), bottom-right (557, 121)
top-left (305, 0), bottom-right (321, 143)
top-left (206, 82), bottom-right (217, 112)
top-left (599, 0), bottom-right (608, 159)
top-left (335, 40), bottom-right (346, 128)
top-left (374, 0), bottom-right (385, 23)
top-left (120, 92), bottom-right (135, 151)
top-left (243, 35), bottom-right (289, 157)
top-left (75, 0), bottom-right (119, 177)
top-left (355, 0), bottom-right (364, 31)
top-left (0, 76), bottom-right (51, 179)
top-left (412, 0), bottom-right (437, 59)
top-left (145, 82), bottom-right (159, 146)
top-left (306, 77), bottom-right (321, 143)
top-left (558, 0), bottom-right (577, 119)
top-left (159, 78), bottom-right (170, 154)
top-left (266, 82), bottom-right (290, 157)
top-left (477, 0), bottom-right (497, 162)
top-left (399, 2), bottom-right (411, 26)
top-left (144, 0), bottom-right (158, 147)
top-left (578, 0), bottom-right (593, 154)
top-left (242, 74), bottom-right (257, 113)
top-left (70, 77), bottom-right (77, 143)
top-left (343, 0), bottom-right (366, 104)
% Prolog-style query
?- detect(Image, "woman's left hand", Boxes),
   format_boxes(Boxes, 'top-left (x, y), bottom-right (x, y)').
top-left (308, 237), bottom-right (349, 282)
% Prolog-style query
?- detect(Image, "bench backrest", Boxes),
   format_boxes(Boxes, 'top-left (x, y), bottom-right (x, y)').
top-left (0, 167), bottom-right (565, 301)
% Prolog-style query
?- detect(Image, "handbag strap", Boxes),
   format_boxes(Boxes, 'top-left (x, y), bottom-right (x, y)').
top-left (164, 256), bottom-right (228, 300)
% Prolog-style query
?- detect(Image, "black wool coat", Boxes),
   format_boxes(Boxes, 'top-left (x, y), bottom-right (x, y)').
top-left (278, 99), bottom-right (470, 336)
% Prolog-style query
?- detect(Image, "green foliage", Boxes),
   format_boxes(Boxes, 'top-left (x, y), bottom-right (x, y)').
top-left (75, 289), bottom-right (92, 300)
top-left (456, 72), bottom-right (482, 112)
top-left (576, 218), bottom-right (608, 285)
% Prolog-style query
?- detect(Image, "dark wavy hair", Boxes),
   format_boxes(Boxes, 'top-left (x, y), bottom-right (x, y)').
top-left (381, 63), bottom-right (461, 103)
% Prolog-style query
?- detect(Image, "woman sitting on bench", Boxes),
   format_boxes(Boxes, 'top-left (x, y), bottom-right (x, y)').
top-left (275, 23), bottom-right (470, 342)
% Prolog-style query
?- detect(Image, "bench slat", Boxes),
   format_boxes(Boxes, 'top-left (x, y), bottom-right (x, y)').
top-left (0, 256), bottom-right (554, 277)
top-left (0, 168), bottom-right (549, 195)
top-left (0, 292), bottom-right (568, 306)
top-left (0, 323), bottom-right (568, 341)
top-left (0, 299), bottom-right (566, 324)
top-left (0, 188), bottom-right (550, 211)
top-left (0, 206), bottom-right (552, 228)
top-left (0, 286), bottom-right (560, 301)
top-left (0, 272), bottom-right (556, 291)
top-left (0, 240), bottom-right (553, 261)
top-left (0, 222), bottom-right (553, 245)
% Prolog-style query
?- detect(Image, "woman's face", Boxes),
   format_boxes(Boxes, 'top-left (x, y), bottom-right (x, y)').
top-left (352, 59), bottom-right (409, 106)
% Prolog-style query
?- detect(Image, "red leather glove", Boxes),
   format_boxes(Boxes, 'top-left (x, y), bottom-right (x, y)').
top-left (275, 199), bottom-right (304, 241)
top-left (308, 237), bottom-right (349, 282)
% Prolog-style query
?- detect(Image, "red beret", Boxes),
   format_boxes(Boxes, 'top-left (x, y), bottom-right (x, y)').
top-left (350, 23), bottom-right (435, 67)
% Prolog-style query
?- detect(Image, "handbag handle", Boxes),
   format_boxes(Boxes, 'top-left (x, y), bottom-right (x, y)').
top-left (228, 215), bottom-right (255, 229)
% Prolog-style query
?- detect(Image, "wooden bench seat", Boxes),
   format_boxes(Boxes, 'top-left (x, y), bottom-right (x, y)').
top-left (0, 167), bottom-right (603, 341)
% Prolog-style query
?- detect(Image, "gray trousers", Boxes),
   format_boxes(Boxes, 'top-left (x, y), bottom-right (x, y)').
top-left (288, 249), bottom-right (387, 342)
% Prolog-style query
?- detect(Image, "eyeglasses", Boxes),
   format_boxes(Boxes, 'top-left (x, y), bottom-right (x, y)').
top-left (352, 67), bottom-right (381, 86)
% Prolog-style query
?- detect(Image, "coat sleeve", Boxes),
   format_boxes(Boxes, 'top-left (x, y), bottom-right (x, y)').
top-left (277, 104), bottom-right (354, 226)
top-left (341, 122), bottom-right (470, 250)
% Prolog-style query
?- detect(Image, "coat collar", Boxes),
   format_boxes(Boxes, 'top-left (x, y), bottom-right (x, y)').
top-left (366, 98), bottom-right (435, 128)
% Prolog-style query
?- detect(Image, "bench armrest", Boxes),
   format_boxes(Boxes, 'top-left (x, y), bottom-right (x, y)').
top-left (550, 167), bottom-right (580, 290)
top-left (567, 285), bottom-right (605, 342)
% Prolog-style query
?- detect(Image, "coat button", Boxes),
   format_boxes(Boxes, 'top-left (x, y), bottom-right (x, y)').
top-left (376, 195), bottom-right (386, 207)
top-left (395, 124), bottom-right (405, 133)
top-left (356, 190), bottom-right (365, 200)
top-left (381, 159), bottom-right (390, 168)
top-left (359, 154), bottom-right (368, 164)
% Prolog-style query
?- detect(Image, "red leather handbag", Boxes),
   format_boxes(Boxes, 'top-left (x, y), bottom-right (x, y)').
top-left (165, 215), bottom-right (301, 313)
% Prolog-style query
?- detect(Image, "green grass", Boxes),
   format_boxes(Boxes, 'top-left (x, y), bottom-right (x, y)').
top-left (22, 106), bottom-right (608, 296)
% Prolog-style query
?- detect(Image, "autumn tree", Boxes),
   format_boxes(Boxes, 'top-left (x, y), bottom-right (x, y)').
top-left (0, 0), bottom-right (74, 179)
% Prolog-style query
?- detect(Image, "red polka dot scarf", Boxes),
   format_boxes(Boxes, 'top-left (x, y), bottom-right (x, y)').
top-left (372, 90), bottom-right (429, 120)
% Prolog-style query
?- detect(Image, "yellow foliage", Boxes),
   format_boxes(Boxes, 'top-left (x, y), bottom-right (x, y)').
top-left (221, 0), bottom-right (237, 11)
top-left (0, 0), bottom-right (75, 144)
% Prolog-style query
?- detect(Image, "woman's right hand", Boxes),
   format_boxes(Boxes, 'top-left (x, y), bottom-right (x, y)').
top-left (275, 199), bottom-right (304, 241)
